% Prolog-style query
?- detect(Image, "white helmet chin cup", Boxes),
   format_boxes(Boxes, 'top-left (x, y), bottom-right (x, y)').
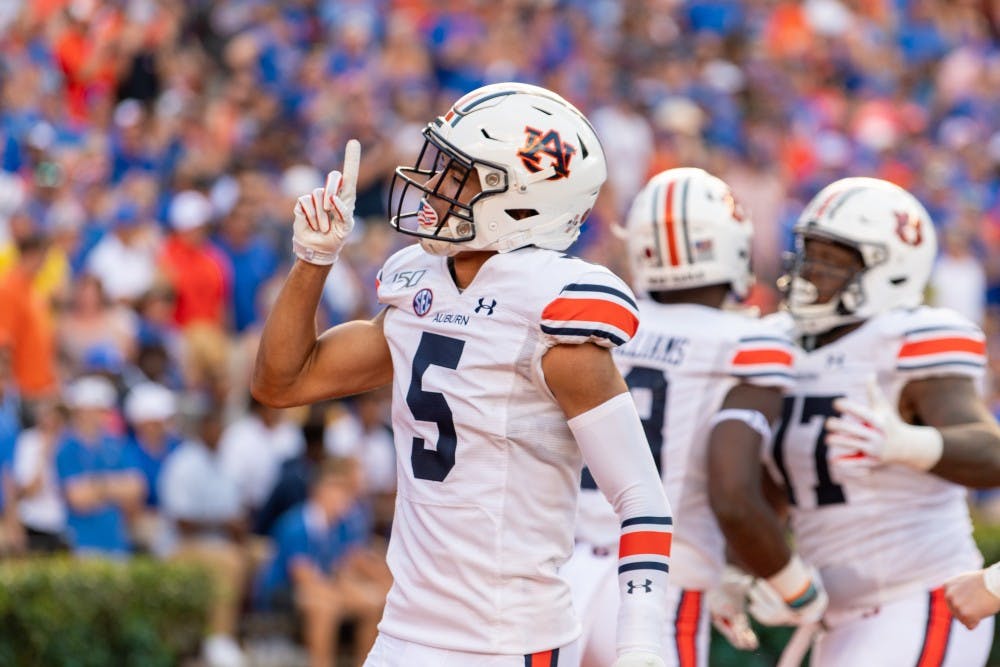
top-left (623, 167), bottom-right (753, 300)
top-left (786, 177), bottom-right (937, 335)
top-left (389, 82), bottom-right (607, 254)
top-left (785, 276), bottom-right (862, 335)
top-left (419, 237), bottom-right (463, 257)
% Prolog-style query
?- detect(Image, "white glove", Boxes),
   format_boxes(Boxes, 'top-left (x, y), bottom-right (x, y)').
top-left (748, 555), bottom-right (828, 626)
top-left (706, 566), bottom-right (760, 651)
top-left (613, 652), bottom-right (666, 667)
top-left (825, 376), bottom-right (943, 472)
top-left (292, 139), bottom-right (361, 265)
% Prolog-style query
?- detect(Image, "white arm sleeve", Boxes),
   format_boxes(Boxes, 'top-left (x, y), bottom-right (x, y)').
top-left (568, 392), bottom-right (673, 658)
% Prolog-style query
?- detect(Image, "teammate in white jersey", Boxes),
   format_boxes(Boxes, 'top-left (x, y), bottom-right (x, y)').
top-left (252, 83), bottom-right (672, 667)
top-left (563, 167), bottom-right (825, 667)
top-left (761, 176), bottom-right (1000, 666)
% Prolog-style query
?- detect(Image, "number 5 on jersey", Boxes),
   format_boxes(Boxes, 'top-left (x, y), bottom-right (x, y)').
top-left (408, 332), bottom-right (465, 481)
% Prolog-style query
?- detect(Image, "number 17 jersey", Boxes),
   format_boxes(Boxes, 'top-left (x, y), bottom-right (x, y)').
top-left (375, 244), bottom-right (640, 655)
top-left (762, 307), bottom-right (987, 614)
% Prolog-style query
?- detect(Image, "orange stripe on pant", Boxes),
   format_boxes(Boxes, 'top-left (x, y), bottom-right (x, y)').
top-left (619, 530), bottom-right (672, 559)
top-left (675, 590), bottom-right (702, 667)
top-left (525, 648), bottom-right (558, 667)
top-left (916, 587), bottom-right (953, 667)
top-left (541, 298), bottom-right (639, 337)
top-left (898, 337), bottom-right (986, 358)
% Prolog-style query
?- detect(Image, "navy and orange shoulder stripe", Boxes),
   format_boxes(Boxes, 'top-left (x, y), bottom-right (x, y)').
top-left (896, 324), bottom-right (986, 371)
top-left (541, 282), bottom-right (639, 347)
top-left (729, 335), bottom-right (795, 379)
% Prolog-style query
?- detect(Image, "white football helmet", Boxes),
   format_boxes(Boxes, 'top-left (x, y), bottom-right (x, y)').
top-left (784, 177), bottom-right (937, 335)
top-left (623, 167), bottom-right (753, 299)
top-left (389, 82), bottom-right (607, 256)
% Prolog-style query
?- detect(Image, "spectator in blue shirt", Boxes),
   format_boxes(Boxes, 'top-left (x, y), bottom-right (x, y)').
top-left (55, 376), bottom-right (145, 556)
top-left (123, 382), bottom-right (181, 553)
top-left (254, 410), bottom-right (327, 537)
top-left (214, 200), bottom-right (279, 334)
top-left (124, 382), bottom-right (181, 509)
top-left (257, 457), bottom-right (389, 667)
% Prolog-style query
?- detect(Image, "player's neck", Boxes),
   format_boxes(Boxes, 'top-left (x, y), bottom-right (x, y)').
top-left (448, 251), bottom-right (498, 290)
top-left (801, 321), bottom-right (865, 351)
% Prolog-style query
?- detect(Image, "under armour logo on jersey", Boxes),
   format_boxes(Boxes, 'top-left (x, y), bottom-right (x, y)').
top-left (627, 579), bottom-right (653, 594)
top-left (413, 288), bottom-right (433, 317)
top-left (475, 298), bottom-right (497, 315)
top-left (517, 126), bottom-right (576, 180)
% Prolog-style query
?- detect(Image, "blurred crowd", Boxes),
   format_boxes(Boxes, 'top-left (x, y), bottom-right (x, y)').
top-left (0, 0), bottom-right (999, 664)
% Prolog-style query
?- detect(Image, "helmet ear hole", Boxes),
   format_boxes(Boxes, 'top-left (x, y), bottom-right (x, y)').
top-left (505, 209), bottom-right (539, 220)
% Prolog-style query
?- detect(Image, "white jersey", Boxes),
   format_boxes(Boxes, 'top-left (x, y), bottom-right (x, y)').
top-left (762, 306), bottom-right (987, 614)
top-left (374, 244), bottom-right (640, 654)
top-left (575, 303), bottom-right (794, 590)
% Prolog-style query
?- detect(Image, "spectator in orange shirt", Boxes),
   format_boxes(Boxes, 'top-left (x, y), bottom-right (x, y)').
top-left (0, 233), bottom-right (57, 401)
top-left (158, 191), bottom-right (233, 390)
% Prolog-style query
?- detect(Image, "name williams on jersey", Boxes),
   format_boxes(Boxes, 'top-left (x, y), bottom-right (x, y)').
top-left (614, 330), bottom-right (689, 366)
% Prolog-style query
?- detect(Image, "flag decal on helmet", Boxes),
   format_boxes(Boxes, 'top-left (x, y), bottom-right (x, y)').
top-left (694, 238), bottom-right (715, 261)
top-left (518, 126), bottom-right (576, 180)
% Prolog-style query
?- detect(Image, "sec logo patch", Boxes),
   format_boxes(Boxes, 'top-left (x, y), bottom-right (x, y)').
top-left (413, 288), bottom-right (433, 317)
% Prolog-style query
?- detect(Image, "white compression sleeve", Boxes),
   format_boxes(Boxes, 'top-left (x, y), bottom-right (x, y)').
top-left (568, 392), bottom-right (673, 658)
top-left (983, 562), bottom-right (1000, 599)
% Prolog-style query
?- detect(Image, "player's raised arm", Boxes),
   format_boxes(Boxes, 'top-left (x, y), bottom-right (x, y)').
top-left (544, 342), bottom-right (672, 667)
top-left (252, 141), bottom-right (393, 407)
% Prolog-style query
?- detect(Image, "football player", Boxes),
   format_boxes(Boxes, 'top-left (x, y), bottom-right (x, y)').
top-left (252, 83), bottom-right (672, 667)
top-left (562, 167), bottom-right (824, 667)
top-left (761, 176), bottom-right (1000, 665)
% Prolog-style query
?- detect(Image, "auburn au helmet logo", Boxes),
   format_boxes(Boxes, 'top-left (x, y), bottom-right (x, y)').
top-left (517, 126), bottom-right (576, 180)
top-left (894, 210), bottom-right (923, 246)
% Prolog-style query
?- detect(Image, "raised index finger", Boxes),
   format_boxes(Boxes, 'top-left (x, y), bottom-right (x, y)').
top-left (340, 139), bottom-right (361, 199)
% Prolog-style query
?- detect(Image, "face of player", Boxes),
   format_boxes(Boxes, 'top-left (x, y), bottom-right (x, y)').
top-left (419, 157), bottom-right (483, 237)
top-left (798, 236), bottom-right (865, 305)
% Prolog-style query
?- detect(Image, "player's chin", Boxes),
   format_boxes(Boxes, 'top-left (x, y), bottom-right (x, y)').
top-left (419, 237), bottom-right (464, 257)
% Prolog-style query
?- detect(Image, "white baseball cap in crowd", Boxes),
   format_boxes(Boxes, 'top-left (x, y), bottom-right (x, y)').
top-left (169, 190), bottom-right (213, 231)
top-left (65, 375), bottom-right (118, 410)
top-left (280, 164), bottom-right (323, 198)
top-left (124, 382), bottom-right (177, 423)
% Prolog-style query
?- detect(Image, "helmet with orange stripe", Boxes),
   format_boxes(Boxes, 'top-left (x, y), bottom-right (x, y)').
top-left (621, 167), bottom-right (753, 300)
top-left (388, 82), bottom-right (607, 256)
top-left (782, 177), bottom-right (937, 336)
